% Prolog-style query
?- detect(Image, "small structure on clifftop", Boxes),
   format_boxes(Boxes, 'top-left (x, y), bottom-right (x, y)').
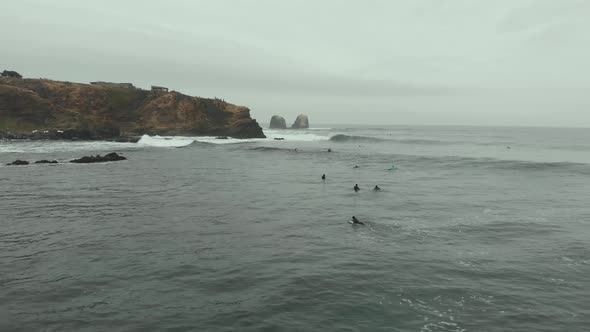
top-left (151, 85), bottom-right (169, 92)
top-left (291, 114), bottom-right (309, 129)
top-left (91, 81), bottom-right (135, 89)
top-left (269, 115), bottom-right (287, 129)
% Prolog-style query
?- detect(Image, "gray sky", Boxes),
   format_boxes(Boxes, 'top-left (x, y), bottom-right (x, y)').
top-left (1, 0), bottom-right (589, 127)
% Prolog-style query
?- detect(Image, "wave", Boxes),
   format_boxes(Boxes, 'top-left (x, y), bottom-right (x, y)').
top-left (248, 146), bottom-right (291, 152)
top-left (329, 134), bottom-right (385, 143)
top-left (329, 134), bottom-right (453, 144)
top-left (263, 129), bottom-right (329, 142)
top-left (0, 140), bottom-right (138, 154)
top-left (137, 135), bottom-right (195, 148)
top-left (137, 134), bottom-right (266, 147)
top-left (329, 134), bottom-right (518, 147)
top-left (247, 146), bottom-right (332, 154)
top-left (398, 154), bottom-right (590, 174)
top-left (481, 159), bottom-right (590, 173)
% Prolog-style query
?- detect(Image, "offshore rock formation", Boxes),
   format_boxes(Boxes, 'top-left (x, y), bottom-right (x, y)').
top-left (291, 114), bottom-right (310, 129)
top-left (0, 76), bottom-right (265, 140)
top-left (70, 152), bottom-right (126, 163)
top-left (269, 115), bottom-right (287, 129)
top-left (7, 160), bottom-right (29, 166)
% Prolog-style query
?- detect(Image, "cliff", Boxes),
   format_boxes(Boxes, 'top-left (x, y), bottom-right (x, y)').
top-left (0, 77), bottom-right (265, 139)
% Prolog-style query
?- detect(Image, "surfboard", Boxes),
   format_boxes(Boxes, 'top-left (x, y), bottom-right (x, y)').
top-left (349, 220), bottom-right (365, 225)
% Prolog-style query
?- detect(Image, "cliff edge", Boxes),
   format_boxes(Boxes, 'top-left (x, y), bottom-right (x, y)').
top-left (0, 77), bottom-right (265, 139)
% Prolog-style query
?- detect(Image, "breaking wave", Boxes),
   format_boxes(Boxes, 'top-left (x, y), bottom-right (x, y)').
top-left (137, 135), bottom-right (195, 148)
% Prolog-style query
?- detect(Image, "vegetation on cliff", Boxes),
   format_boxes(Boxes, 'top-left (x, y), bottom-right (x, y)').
top-left (0, 76), bottom-right (265, 139)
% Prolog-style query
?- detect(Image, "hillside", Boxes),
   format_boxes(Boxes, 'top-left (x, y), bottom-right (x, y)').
top-left (0, 77), bottom-right (265, 140)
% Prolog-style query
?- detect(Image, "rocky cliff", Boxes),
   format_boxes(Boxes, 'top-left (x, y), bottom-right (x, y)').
top-left (0, 77), bottom-right (265, 139)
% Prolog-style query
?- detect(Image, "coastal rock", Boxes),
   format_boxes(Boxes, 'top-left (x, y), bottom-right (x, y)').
top-left (0, 77), bottom-right (265, 139)
top-left (291, 114), bottom-right (309, 129)
top-left (7, 160), bottom-right (29, 166)
top-left (35, 160), bottom-right (59, 164)
top-left (269, 115), bottom-right (287, 129)
top-left (70, 152), bottom-right (127, 164)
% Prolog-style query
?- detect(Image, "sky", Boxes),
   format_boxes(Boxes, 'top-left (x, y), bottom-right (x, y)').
top-left (1, 0), bottom-right (589, 127)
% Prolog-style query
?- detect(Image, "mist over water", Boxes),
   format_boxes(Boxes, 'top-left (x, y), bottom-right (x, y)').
top-left (1, 125), bottom-right (589, 331)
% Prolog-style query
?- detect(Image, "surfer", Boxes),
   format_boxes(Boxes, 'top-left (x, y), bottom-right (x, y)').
top-left (354, 184), bottom-right (360, 191)
top-left (354, 165), bottom-right (360, 169)
top-left (374, 185), bottom-right (381, 191)
top-left (322, 174), bottom-right (326, 180)
top-left (328, 148), bottom-right (332, 152)
top-left (351, 216), bottom-right (365, 225)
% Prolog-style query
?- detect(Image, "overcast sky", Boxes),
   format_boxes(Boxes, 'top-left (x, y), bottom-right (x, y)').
top-left (1, 0), bottom-right (589, 127)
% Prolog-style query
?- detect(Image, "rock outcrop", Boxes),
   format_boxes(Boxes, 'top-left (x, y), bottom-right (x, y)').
top-left (269, 115), bottom-right (287, 129)
top-left (70, 152), bottom-right (127, 163)
top-left (0, 76), bottom-right (265, 140)
top-left (291, 114), bottom-right (310, 129)
top-left (35, 160), bottom-right (59, 164)
top-left (7, 160), bottom-right (29, 166)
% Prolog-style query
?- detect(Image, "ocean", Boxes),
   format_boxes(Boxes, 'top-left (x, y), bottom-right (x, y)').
top-left (1, 125), bottom-right (589, 332)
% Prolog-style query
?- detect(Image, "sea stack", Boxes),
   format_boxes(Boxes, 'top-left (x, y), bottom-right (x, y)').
top-left (269, 115), bottom-right (287, 129)
top-left (291, 114), bottom-right (309, 129)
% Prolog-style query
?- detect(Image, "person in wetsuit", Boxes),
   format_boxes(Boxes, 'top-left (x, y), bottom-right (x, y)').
top-left (354, 184), bottom-right (360, 191)
top-left (374, 185), bottom-right (381, 191)
top-left (351, 216), bottom-right (365, 225)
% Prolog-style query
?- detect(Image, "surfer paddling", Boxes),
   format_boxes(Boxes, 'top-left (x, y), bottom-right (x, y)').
top-left (350, 216), bottom-right (365, 225)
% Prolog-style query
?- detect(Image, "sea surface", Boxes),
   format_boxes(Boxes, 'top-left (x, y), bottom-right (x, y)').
top-left (1, 125), bottom-right (589, 332)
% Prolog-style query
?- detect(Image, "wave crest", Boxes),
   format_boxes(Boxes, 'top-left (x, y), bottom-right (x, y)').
top-left (329, 134), bottom-right (384, 143)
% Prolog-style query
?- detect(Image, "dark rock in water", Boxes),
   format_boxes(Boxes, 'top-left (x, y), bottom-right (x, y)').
top-left (7, 160), bottom-right (29, 166)
top-left (274, 137), bottom-right (285, 140)
top-left (70, 152), bottom-right (127, 163)
top-left (35, 160), bottom-right (59, 164)
top-left (216, 136), bottom-right (229, 139)
top-left (269, 115), bottom-right (287, 129)
top-left (291, 114), bottom-right (309, 129)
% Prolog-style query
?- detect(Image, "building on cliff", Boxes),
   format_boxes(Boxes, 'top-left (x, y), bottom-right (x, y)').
top-left (151, 85), bottom-right (169, 92)
top-left (90, 81), bottom-right (135, 89)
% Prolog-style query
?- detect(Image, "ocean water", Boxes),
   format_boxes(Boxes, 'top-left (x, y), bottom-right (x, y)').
top-left (1, 125), bottom-right (589, 332)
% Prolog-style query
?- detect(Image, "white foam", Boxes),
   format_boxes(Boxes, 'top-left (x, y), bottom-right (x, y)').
top-left (137, 135), bottom-right (195, 147)
top-left (264, 129), bottom-right (330, 142)
top-left (191, 136), bottom-right (265, 145)
top-left (137, 130), bottom-right (329, 147)
top-left (0, 140), bottom-right (137, 153)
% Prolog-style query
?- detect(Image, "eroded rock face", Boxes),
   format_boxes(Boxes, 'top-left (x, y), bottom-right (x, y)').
top-left (0, 77), bottom-right (266, 139)
top-left (70, 152), bottom-right (127, 163)
top-left (291, 114), bottom-right (309, 129)
top-left (269, 115), bottom-right (287, 129)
